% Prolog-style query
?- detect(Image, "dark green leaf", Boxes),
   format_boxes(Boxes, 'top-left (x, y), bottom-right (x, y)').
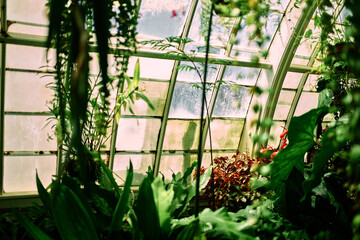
top-left (305, 29), bottom-right (313, 38)
top-left (36, 171), bottom-right (51, 209)
top-left (318, 89), bottom-right (333, 108)
top-left (135, 92), bottom-right (155, 110)
top-left (52, 184), bottom-right (98, 240)
top-left (176, 219), bottom-right (202, 240)
top-left (99, 160), bottom-right (122, 198)
top-left (108, 162), bottom-right (134, 237)
top-left (134, 177), bottom-right (161, 240)
top-left (13, 210), bottom-right (53, 240)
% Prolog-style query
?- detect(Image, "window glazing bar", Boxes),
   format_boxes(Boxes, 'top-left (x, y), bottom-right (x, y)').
top-left (260, 1), bottom-right (317, 139)
top-left (0, 0), bottom-right (7, 195)
top-left (153, 0), bottom-right (199, 177)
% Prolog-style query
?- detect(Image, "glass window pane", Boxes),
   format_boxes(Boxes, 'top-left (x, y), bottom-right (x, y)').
top-left (163, 120), bottom-right (200, 151)
top-left (177, 62), bottom-right (219, 83)
top-left (4, 155), bottom-right (56, 193)
top-left (5, 72), bottom-right (53, 112)
top-left (126, 57), bottom-right (174, 80)
top-left (274, 90), bottom-right (295, 120)
top-left (169, 82), bottom-right (211, 119)
top-left (8, 0), bottom-right (49, 25)
top-left (159, 154), bottom-right (197, 181)
top-left (137, 0), bottom-right (191, 39)
top-left (205, 119), bottom-right (244, 150)
top-left (123, 81), bottom-right (168, 117)
top-left (4, 115), bottom-right (56, 151)
top-left (294, 92), bottom-right (319, 116)
top-left (212, 85), bottom-right (251, 118)
top-left (115, 118), bottom-right (161, 151)
top-left (222, 66), bottom-right (260, 86)
top-left (188, 1), bottom-right (234, 47)
top-left (113, 154), bottom-right (153, 185)
top-left (6, 45), bottom-right (55, 71)
top-left (8, 23), bottom-right (48, 36)
top-left (282, 72), bottom-right (302, 89)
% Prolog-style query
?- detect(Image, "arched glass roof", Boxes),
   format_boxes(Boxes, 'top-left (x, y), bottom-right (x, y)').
top-left (0, 0), bottom-right (349, 204)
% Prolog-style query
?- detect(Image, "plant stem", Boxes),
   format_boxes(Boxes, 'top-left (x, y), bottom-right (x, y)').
top-left (195, 1), bottom-right (214, 218)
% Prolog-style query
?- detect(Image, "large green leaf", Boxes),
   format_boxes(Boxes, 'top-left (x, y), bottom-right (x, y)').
top-left (198, 208), bottom-right (255, 240)
top-left (302, 129), bottom-right (347, 196)
top-left (99, 160), bottom-right (122, 198)
top-left (178, 166), bottom-right (212, 216)
top-left (151, 178), bottom-right (174, 235)
top-left (134, 177), bottom-right (161, 240)
top-left (108, 162), bottom-right (133, 238)
top-left (169, 161), bottom-right (198, 218)
top-left (36, 171), bottom-right (50, 209)
top-left (13, 210), bottom-right (53, 240)
top-left (270, 107), bottom-right (329, 194)
top-left (175, 219), bottom-right (202, 240)
top-left (51, 184), bottom-right (99, 240)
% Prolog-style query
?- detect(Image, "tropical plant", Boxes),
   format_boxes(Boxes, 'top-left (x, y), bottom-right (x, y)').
top-left (197, 152), bottom-right (269, 212)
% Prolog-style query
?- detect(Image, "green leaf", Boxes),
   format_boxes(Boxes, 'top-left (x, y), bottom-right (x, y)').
top-left (134, 177), bottom-right (161, 240)
top-left (108, 162), bottom-right (133, 237)
top-left (133, 59), bottom-right (140, 89)
top-left (318, 89), bottom-right (333, 108)
top-left (179, 167), bottom-right (212, 216)
top-left (250, 177), bottom-right (269, 190)
top-left (305, 29), bottom-right (313, 38)
top-left (151, 178), bottom-right (174, 236)
top-left (199, 208), bottom-right (255, 239)
top-left (51, 184), bottom-right (99, 240)
top-left (135, 92), bottom-right (155, 110)
top-left (175, 219), bottom-right (202, 240)
top-left (270, 107), bottom-right (329, 193)
top-left (99, 160), bottom-right (122, 198)
top-left (36, 171), bottom-right (50, 209)
top-left (13, 210), bottom-right (53, 240)
top-left (303, 129), bottom-right (347, 197)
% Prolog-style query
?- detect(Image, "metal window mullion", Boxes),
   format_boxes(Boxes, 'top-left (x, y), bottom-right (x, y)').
top-left (199, 18), bottom-right (241, 152)
top-left (0, 0), bottom-right (7, 195)
top-left (260, 1), bottom-right (317, 137)
top-left (153, 0), bottom-right (199, 177)
top-left (285, 3), bottom-right (345, 130)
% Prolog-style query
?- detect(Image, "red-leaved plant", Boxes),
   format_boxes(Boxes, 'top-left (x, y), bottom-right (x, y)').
top-left (197, 152), bottom-right (270, 212)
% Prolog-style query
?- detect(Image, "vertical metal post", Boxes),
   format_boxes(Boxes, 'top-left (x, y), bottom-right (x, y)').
top-left (0, 0), bottom-right (7, 194)
top-left (153, 0), bottom-right (199, 177)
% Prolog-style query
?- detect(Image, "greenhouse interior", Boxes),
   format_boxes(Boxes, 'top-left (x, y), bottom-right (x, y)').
top-left (0, 0), bottom-right (359, 239)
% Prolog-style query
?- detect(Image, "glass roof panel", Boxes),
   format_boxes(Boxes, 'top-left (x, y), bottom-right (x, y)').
top-left (126, 57), bottom-right (174, 80)
top-left (159, 153), bottom-right (197, 180)
top-left (163, 120), bottom-right (200, 151)
top-left (212, 85), bottom-right (251, 118)
top-left (204, 119), bottom-right (244, 150)
top-left (169, 82), bottom-right (211, 119)
top-left (113, 154), bottom-right (153, 185)
top-left (273, 90), bottom-right (295, 120)
top-left (176, 62), bottom-right (219, 83)
top-left (222, 66), bottom-right (260, 86)
top-left (136, 0), bottom-right (191, 39)
top-left (5, 72), bottom-right (53, 112)
top-left (188, 1), bottom-right (234, 47)
top-left (115, 118), bottom-right (161, 151)
top-left (4, 155), bottom-right (56, 192)
top-left (4, 116), bottom-right (56, 151)
top-left (294, 92), bottom-right (319, 116)
top-left (282, 72), bottom-right (302, 89)
top-left (123, 81), bottom-right (168, 117)
top-left (6, 45), bottom-right (55, 71)
top-left (7, 0), bottom-right (48, 24)
top-left (231, 11), bottom-right (282, 53)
